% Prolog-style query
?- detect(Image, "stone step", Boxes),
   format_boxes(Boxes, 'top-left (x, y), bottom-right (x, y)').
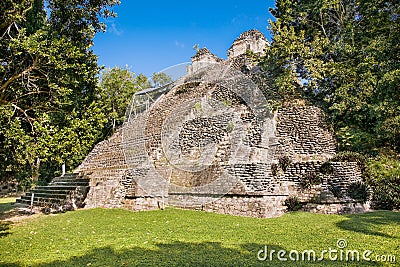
top-left (34, 185), bottom-right (83, 191)
top-left (22, 194), bottom-right (67, 200)
top-left (17, 172), bottom-right (90, 209)
top-left (17, 197), bottom-right (65, 204)
top-left (49, 181), bottom-right (89, 186)
top-left (51, 177), bottom-right (89, 182)
top-left (24, 192), bottom-right (69, 199)
top-left (53, 173), bottom-right (78, 179)
top-left (31, 188), bottom-right (77, 194)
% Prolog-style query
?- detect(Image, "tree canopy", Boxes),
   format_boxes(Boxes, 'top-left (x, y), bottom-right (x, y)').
top-left (261, 0), bottom-right (400, 153)
top-left (0, 0), bottom-right (120, 187)
top-left (151, 72), bottom-right (173, 87)
top-left (99, 66), bottom-right (151, 133)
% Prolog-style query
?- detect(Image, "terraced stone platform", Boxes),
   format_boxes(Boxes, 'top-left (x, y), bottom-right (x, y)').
top-left (16, 173), bottom-right (89, 209)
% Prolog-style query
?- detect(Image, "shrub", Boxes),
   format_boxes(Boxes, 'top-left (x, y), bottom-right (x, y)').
top-left (278, 156), bottom-right (291, 172)
top-left (347, 182), bottom-right (370, 203)
top-left (284, 196), bottom-right (303, 212)
top-left (328, 184), bottom-right (344, 198)
top-left (299, 172), bottom-right (322, 189)
top-left (366, 156), bottom-right (400, 210)
top-left (271, 163), bottom-right (278, 176)
top-left (371, 180), bottom-right (400, 210)
top-left (319, 162), bottom-right (335, 175)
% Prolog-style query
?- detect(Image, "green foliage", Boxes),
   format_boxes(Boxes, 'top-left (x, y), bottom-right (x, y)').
top-left (0, 0), bottom-right (119, 187)
top-left (278, 156), bottom-right (291, 172)
top-left (151, 72), bottom-right (173, 87)
top-left (366, 156), bottom-right (400, 210)
top-left (284, 196), bottom-right (302, 212)
top-left (270, 163), bottom-right (278, 176)
top-left (99, 66), bottom-right (150, 133)
top-left (226, 122), bottom-right (234, 133)
top-left (347, 182), bottom-right (370, 203)
top-left (319, 162), bottom-right (335, 175)
top-left (193, 102), bottom-right (202, 112)
top-left (328, 184), bottom-right (344, 199)
top-left (262, 0), bottom-right (400, 153)
top-left (25, 0), bottom-right (46, 34)
top-left (299, 172), bottom-right (322, 189)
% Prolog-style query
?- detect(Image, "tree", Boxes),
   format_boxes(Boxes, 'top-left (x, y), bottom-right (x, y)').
top-left (261, 0), bottom-right (400, 153)
top-left (151, 72), bottom-right (173, 87)
top-left (0, 0), bottom-right (119, 187)
top-left (99, 66), bottom-right (151, 133)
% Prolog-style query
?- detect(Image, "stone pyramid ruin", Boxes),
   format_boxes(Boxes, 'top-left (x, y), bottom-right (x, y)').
top-left (23, 30), bottom-right (370, 217)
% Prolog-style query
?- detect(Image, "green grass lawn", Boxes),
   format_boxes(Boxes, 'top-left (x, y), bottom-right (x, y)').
top-left (0, 197), bottom-right (17, 214)
top-left (0, 205), bottom-right (399, 267)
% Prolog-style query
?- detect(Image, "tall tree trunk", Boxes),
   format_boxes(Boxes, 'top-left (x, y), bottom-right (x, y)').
top-left (31, 158), bottom-right (41, 183)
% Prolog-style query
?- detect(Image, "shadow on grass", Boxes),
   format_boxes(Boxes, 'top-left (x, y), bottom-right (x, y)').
top-left (0, 201), bottom-right (15, 215)
top-left (336, 211), bottom-right (400, 238)
top-left (30, 242), bottom-right (380, 267)
top-left (0, 221), bottom-right (12, 237)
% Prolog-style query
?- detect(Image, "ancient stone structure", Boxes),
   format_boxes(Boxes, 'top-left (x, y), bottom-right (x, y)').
top-left (16, 173), bottom-right (89, 211)
top-left (187, 48), bottom-right (223, 75)
top-left (227, 29), bottom-right (269, 59)
top-left (75, 29), bottom-right (369, 217)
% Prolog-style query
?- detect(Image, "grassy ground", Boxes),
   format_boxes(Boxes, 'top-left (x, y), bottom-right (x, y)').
top-left (0, 197), bottom-right (17, 214)
top-left (0, 205), bottom-right (399, 267)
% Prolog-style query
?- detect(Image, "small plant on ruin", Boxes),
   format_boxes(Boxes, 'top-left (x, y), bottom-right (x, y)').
top-left (319, 162), bottom-right (335, 175)
top-left (328, 184), bottom-right (344, 198)
top-left (271, 163), bottom-right (279, 176)
top-left (226, 122), bottom-right (234, 133)
top-left (193, 102), bottom-right (203, 112)
top-left (284, 196), bottom-right (303, 212)
top-left (278, 156), bottom-right (291, 172)
top-left (223, 100), bottom-right (232, 107)
top-left (264, 99), bottom-right (281, 112)
top-left (347, 182), bottom-right (370, 203)
top-left (299, 172), bottom-right (322, 189)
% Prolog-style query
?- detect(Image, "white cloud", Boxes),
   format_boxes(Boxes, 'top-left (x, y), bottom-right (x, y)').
top-left (174, 40), bottom-right (185, 48)
top-left (108, 22), bottom-right (123, 36)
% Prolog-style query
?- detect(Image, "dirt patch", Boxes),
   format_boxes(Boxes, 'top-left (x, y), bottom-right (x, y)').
top-left (0, 206), bottom-right (43, 223)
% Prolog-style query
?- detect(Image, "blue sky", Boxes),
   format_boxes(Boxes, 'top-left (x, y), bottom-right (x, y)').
top-left (93, 0), bottom-right (276, 78)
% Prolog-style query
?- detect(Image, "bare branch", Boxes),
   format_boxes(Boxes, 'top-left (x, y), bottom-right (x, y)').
top-left (0, 64), bottom-right (37, 101)
top-left (11, 103), bottom-right (35, 133)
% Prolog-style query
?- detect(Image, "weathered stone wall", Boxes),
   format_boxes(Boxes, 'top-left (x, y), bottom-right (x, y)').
top-left (187, 48), bottom-right (223, 75)
top-left (76, 85), bottom-right (364, 216)
top-left (76, 129), bottom-right (128, 208)
top-left (275, 105), bottom-right (336, 161)
top-left (227, 29), bottom-right (269, 59)
top-left (77, 129), bottom-right (127, 172)
top-left (302, 202), bottom-right (370, 214)
top-left (74, 29), bottom-right (367, 217)
top-left (169, 194), bottom-right (287, 218)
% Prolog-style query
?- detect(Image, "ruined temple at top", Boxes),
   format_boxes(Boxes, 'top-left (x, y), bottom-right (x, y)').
top-left (73, 30), bottom-right (369, 217)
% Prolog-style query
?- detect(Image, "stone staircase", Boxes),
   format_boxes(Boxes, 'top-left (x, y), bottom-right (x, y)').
top-left (16, 173), bottom-right (90, 209)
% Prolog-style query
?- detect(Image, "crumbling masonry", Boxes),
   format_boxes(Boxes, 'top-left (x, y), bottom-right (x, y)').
top-left (76, 30), bottom-right (369, 217)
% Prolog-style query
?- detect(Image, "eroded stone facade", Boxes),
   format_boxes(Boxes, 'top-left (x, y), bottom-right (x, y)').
top-left (76, 30), bottom-right (368, 217)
